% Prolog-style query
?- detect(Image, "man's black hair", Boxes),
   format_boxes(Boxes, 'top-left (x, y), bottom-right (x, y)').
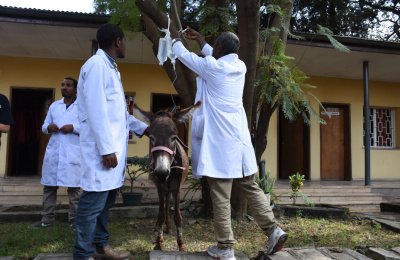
top-left (96, 23), bottom-right (125, 49)
top-left (215, 32), bottom-right (240, 55)
top-left (64, 77), bottom-right (78, 88)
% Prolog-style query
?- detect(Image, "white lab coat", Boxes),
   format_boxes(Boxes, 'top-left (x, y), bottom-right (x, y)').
top-left (172, 41), bottom-right (258, 179)
top-left (41, 98), bottom-right (81, 187)
top-left (77, 49), bottom-right (148, 192)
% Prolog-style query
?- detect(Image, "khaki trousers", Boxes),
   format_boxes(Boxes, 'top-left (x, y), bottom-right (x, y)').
top-left (206, 174), bottom-right (277, 249)
top-left (41, 185), bottom-right (81, 223)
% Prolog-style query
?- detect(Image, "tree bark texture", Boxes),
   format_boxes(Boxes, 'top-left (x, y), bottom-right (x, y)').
top-left (135, 0), bottom-right (197, 106)
top-left (236, 0), bottom-right (260, 129)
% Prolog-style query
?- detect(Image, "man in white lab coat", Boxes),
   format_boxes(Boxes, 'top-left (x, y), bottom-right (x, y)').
top-left (29, 77), bottom-right (81, 230)
top-left (73, 24), bottom-right (149, 260)
top-left (171, 28), bottom-right (288, 259)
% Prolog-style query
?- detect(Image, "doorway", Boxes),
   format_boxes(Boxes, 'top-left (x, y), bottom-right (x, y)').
top-left (320, 104), bottom-right (351, 180)
top-left (7, 87), bottom-right (54, 177)
top-left (151, 94), bottom-right (188, 145)
top-left (278, 109), bottom-right (310, 180)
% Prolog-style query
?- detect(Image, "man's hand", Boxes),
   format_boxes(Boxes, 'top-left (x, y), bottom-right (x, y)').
top-left (0, 123), bottom-right (10, 133)
top-left (182, 27), bottom-right (205, 46)
top-left (103, 153), bottom-right (118, 168)
top-left (48, 124), bottom-right (59, 133)
top-left (183, 27), bottom-right (199, 40)
top-left (171, 28), bottom-right (180, 39)
top-left (143, 127), bottom-right (150, 137)
top-left (60, 124), bottom-right (74, 134)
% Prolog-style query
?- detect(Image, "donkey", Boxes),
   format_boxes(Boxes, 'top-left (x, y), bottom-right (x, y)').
top-left (133, 101), bottom-right (201, 251)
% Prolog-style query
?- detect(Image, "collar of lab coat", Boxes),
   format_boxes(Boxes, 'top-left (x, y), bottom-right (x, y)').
top-left (96, 49), bottom-right (115, 70)
top-left (218, 53), bottom-right (238, 62)
top-left (59, 97), bottom-right (78, 110)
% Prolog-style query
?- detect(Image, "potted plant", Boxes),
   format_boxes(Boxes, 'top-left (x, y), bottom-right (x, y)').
top-left (255, 170), bottom-right (280, 208)
top-left (121, 155), bottom-right (149, 206)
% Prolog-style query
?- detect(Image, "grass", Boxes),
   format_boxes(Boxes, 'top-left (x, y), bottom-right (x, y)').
top-left (0, 215), bottom-right (399, 260)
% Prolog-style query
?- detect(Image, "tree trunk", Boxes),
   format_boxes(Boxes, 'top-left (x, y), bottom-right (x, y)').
top-left (135, 0), bottom-right (197, 106)
top-left (200, 178), bottom-right (213, 219)
top-left (230, 0), bottom-right (261, 220)
top-left (237, 0), bottom-right (260, 128)
top-left (253, 0), bottom-right (293, 164)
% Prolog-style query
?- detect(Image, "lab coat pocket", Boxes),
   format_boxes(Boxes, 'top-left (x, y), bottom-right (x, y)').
top-left (192, 114), bottom-right (205, 140)
top-left (67, 144), bottom-right (81, 165)
top-left (106, 85), bottom-right (121, 101)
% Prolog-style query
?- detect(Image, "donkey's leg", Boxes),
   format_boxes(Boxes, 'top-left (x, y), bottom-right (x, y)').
top-left (154, 185), bottom-right (166, 250)
top-left (173, 189), bottom-right (186, 251)
top-left (165, 191), bottom-right (173, 234)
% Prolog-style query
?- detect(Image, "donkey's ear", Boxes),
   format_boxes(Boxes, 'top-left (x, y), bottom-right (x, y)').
top-left (132, 103), bottom-right (153, 123)
top-left (173, 101), bottom-right (202, 124)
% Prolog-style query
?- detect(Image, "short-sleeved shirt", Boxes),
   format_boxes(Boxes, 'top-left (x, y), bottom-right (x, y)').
top-left (0, 94), bottom-right (14, 147)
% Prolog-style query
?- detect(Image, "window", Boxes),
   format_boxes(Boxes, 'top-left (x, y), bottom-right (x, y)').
top-left (364, 108), bottom-right (395, 148)
top-left (125, 93), bottom-right (136, 143)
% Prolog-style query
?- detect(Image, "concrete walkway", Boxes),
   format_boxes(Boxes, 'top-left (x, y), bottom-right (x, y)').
top-left (352, 199), bottom-right (400, 233)
top-left (0, 247), bottom-right (399, 260)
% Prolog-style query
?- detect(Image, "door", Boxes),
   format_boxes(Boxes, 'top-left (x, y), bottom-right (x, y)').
top-left (278, 109), bottom-right (310, 179)
top-left (7, 87), bottom-right (54, 176)
top-left (320, 104), bottom-right (351, 180)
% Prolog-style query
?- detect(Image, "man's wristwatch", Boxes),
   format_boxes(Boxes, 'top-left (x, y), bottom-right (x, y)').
top-left (172, 38), bottom-right (181, 46)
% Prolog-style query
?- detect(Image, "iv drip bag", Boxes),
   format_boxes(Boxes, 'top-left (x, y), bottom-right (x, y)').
top-left (157, 17), bottom-right (177, 70)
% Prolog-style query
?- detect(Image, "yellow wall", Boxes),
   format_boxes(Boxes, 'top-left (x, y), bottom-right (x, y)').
top-left (0, 56), bottom-right (174, 176)
top-left (1, 56), bottom-right (400, 180)
top-left (261, 75), bottom-right (400, 180)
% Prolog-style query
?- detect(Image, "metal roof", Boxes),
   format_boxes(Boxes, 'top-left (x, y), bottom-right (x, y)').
top-left (0, 5), bottom-right (399, 82)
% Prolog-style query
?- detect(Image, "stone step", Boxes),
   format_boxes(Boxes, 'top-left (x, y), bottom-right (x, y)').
top-left (381, 202), bottom-right (400, 213)
top-left (274, 187), bottom-right (373, 194)
top-left (0, 185), bottom-right (373, 194)
top-left (337, 203), bottom-right (381, 213)
top-left (0, 179), bottom-right (382, 211)
top-left (277, 193), bottom-right (382, 203)
top-left (259, 247), bottom-right (373, 260)
top-left (366, 247), bottom-right (400, 260)
top-left (149, 250), bottom-right (249, 259)
top-left (0, 193), bottom-right (381, 206)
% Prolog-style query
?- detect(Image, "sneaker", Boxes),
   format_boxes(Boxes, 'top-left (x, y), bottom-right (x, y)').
top-left (69, 220), bottom-right (76, 231)
top-left (266, 226), bottom-right (288, 255)
top-left (207, 245), bottom-right (236, 260)
top-left (29, 221), bottom-right (55, 229)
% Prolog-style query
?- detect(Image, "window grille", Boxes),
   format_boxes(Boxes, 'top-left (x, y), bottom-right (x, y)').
top-left (364, 108), bottom-right (394, 148)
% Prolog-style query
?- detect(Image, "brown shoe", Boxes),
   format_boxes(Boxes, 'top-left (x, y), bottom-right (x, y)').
top-left (92, 244), bottom-right (130, 260)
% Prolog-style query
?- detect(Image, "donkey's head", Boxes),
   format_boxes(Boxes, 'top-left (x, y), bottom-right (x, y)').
top-left (133, 101), bottom-right (201, 183)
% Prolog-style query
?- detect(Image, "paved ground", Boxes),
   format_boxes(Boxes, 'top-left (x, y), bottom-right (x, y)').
top-left (351, 199), bottom-right (400, 233)
top-left (0, 248), bottom-right (378, 260)
top-left (0, 247), bottom-right (398, 260)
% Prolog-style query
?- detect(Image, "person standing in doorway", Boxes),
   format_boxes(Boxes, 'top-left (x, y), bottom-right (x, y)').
top-left (29, 77), bottom-right (81, 230)
top-left (0, 93), bottom-right (14, 149)
top-left (73, 23), bottom-right (149, 260)
top-left (171, 28), bottom-right (289, 259)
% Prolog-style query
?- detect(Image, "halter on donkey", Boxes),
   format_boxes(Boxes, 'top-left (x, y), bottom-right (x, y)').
top-left (133, 101), bottom-right (201, 251)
